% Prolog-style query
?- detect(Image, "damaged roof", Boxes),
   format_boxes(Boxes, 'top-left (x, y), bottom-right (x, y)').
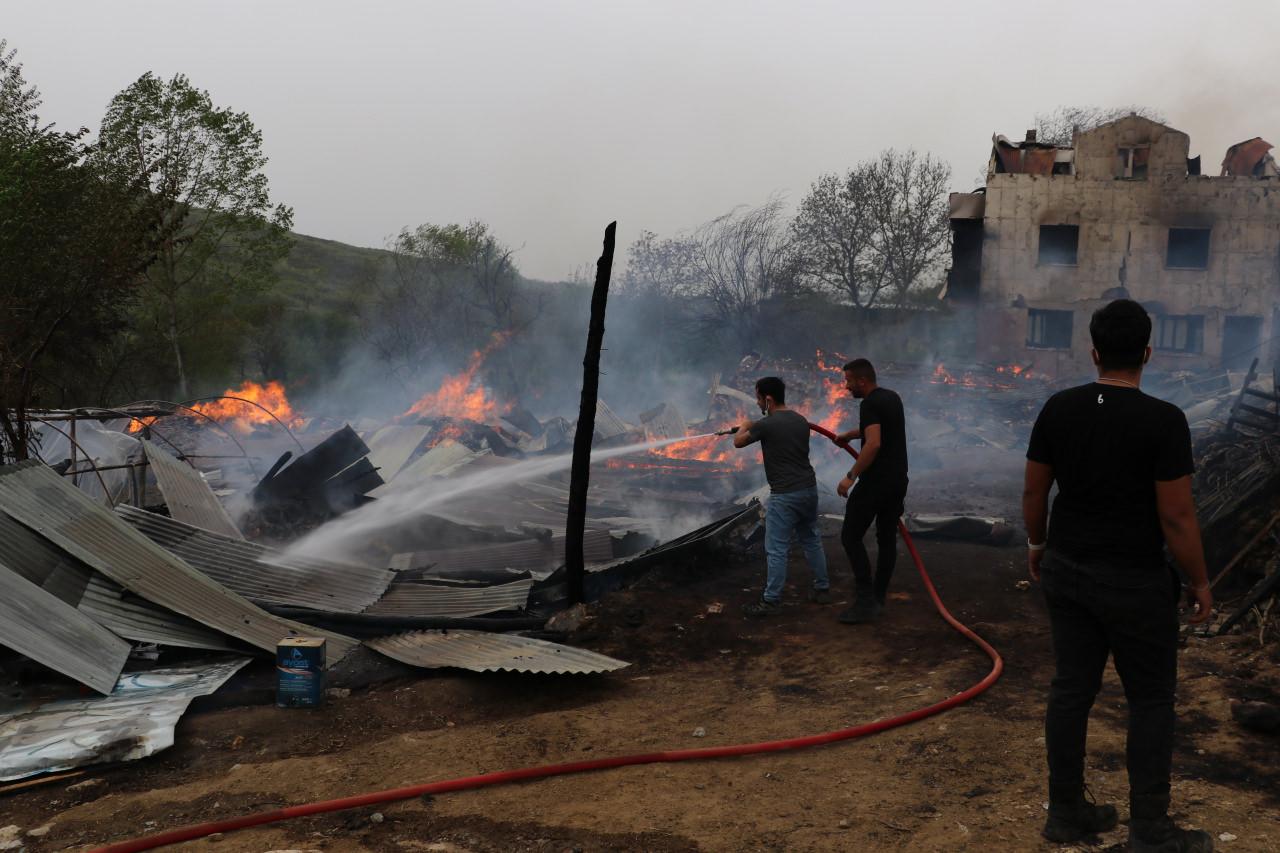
top-left (391, 529), bottom-right (618, 578)
top-left (117, 505), bottom-right (395, 614)
top-left (0, 461), bottom-right (359, 663)
top-left (1221, 137), bottom-right (1278, 177)
top-left (0, 510), bottom-right (235, 651)
top-left (142, 440), bottom-right (243, 539)
top-left (366, 629), bottom-right (628, 674)
top-left (0, 559), bottom-right (130, 695)
top-left (362, 576), bottom-right (533, 618)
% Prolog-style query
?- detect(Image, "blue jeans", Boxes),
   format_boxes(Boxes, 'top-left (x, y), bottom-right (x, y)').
top-left (763, 487), bottom-right (829, 603)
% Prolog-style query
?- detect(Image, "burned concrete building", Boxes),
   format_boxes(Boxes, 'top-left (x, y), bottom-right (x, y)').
top-left (946, 115), bottom-right (1280, 376)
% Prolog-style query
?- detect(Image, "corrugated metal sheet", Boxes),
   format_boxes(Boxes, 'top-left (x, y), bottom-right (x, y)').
top-left (0, 511), bottom-right (234, 651)
top-left (0, 563), bottom-right (129, 695)
top-left (142, 440), bottom-right (243, 539)
top-left (79, 574), bottom-right (238, 651)
top-left (117, 506), bottom-right (394, 614)
top-left (0, 461), bottom-right (359, 663)
top-left (367, 630), bottom-right (628, 674)
top-left (365, 425), bottom-right (431, 482)
top-left (394, 529), bottom-right (617, 576)
top-left (363, 577), bottom-right (533, 617)
top-left (594, 399), bottom-right (631, 439)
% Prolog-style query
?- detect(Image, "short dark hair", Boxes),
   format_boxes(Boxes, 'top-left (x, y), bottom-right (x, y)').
top-left (1090, 299), bottom-right (1151, 370)
top-left (843, 358), bottom-right (876, 383)
top-left (755, 376), bottom-right (785, 405)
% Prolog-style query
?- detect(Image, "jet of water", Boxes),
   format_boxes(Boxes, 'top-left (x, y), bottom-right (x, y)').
top-left (282, 433), bottom-right (719, 563)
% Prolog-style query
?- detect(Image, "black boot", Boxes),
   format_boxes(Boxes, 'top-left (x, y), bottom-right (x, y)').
top-left (838, 593), bottom-right (882, 624)
top-left (1041, 800), bottom-right (1118, 843)
top-left (1129, 816), bottom-right (1214, 852)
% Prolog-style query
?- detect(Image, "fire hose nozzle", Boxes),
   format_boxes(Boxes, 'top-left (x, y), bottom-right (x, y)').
top-left (714, 427), bottom-right (740, 436)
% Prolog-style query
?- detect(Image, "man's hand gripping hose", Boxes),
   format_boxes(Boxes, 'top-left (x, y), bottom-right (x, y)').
top-left (93, 422), bottom-right (1003, 853)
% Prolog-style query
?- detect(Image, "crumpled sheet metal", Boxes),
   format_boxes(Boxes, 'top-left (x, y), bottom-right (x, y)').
top-left (0, 658), bottom-right (250, 781)
top-left (0, 561), bottom-right (130, 695)
top-left (0, 461), bottom-right (359, 663)
top-left (367, 630), bottom-right (628, 674)
top-left (142, 440), bottom-right (243, 539)
top-left (363, 577), bottom-right (533, 617)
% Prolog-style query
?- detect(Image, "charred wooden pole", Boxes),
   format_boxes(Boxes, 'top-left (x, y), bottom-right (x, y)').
top-left (565, 222), bottom-right (616, 605)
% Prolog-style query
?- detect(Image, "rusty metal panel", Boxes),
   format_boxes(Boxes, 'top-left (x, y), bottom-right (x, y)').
top-left (363, 577), bottom-right (532, 617)
top-left (0, 562), bottom-right (129, 695)
top-left (367, 630), bottom-right (628, 674)
top-left (1022, 148), bottom-right (1056, 175)
top-left (117, 506), bottom-right (394, 614)
top-left (142, 440), bottom-right (243, 539)
top-left (0, 461), bottom-right (358, 663)
top-left (1222, 137), bottom-right (1274, 176)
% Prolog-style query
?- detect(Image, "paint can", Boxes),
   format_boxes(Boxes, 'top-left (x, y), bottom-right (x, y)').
top-left (276, 637), bottom-right (326, 708)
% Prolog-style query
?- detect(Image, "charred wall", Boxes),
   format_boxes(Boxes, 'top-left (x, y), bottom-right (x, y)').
top-left (965, 117), bottom-right (1280, 376)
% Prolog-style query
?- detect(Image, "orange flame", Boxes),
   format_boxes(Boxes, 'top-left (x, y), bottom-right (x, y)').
top-left (193, 381), bottom-right (303, 434)
top-left (127, 380), bottom-right (303, 435)
top-left (645, 433), bottom-right (750, 471)
top-left (401, 333), bottom-right (512, 423)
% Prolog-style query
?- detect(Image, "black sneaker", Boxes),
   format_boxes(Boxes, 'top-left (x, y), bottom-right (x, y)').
top-left (1130, 817), bottom-right (1214, 853)
top-left (838, 598), bottom-right (882, 624)
top-left (743, 599), bottom-right (781, 618)
top-left (1041, 801), bottom-right (1119, 843)
top-left (808, 588), bottom-right (833, 605)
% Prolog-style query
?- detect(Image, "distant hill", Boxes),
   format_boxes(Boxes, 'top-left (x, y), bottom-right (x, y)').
top-left (273, 231), bottom-right (391, 309)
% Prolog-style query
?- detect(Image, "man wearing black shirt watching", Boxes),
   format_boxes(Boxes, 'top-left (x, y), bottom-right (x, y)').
top-left (1024, 299), bottom-right (1214, 851)
top-left (833, 358), bottom-right (908, 625)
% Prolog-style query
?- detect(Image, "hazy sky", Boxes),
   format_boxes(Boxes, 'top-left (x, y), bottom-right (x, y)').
top-left (7, 1), bottom-right (1279, 280)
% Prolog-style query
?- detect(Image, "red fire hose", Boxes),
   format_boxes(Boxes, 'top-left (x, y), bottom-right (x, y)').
top-left (93, 423), bottom-right (1003, 853)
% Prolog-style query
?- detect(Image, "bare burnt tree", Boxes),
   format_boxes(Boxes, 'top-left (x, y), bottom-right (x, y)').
top-left (1035, 105), bottom-right (1167, 147)
top-left (793, 150), bottom-right (950, 310)
top-left (620, 229), bottom-right (698, 298)
top-left (866, 149), bottom-right (952, 306)
top-left (687, 198), bottom-right (802, 351)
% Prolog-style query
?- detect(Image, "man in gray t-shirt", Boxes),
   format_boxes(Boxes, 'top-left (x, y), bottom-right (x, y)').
top-left (733, 376), bottom-right (830, 617)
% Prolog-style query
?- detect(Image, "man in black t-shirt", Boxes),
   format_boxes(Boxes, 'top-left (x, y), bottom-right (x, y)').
top-left (832, 358), bottom-right (908, 625)
top-left (1023, 299), bottom-right (1214, 852)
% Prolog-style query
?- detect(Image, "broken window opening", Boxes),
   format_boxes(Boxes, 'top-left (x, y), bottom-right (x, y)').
top-left (1117, 146), bottom-right (1150, 179)
top-left (1222, 315), bottom-right (1263, 369)
top-left (1153, 315), bottom-right (1205, 354)
top-left (1027, 309), bottom-right (1073, 350)
top-left (1166, 228), bottom-right (1211, 269)
top-left (1038, 225), bottom-right (1079, 266)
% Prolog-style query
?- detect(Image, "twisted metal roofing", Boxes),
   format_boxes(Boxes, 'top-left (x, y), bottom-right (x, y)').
top-left (0, 461), bottom-right (358, 663)
top-left (142, 440), bottom-right (243, 539)
top-left (366, 630), bottom-right (628, 674)
top-left (0, 511), bottom-right (235, 651)
top-left (0, 562), bottom-right (129, 694)
top-left (117, 505), bottom-right (393, 614)
top-left (362, 577), bottom-right (533, 618)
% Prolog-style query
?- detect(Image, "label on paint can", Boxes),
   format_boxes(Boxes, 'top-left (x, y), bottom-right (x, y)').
top-left (276, 637), bottom-right (326, 708)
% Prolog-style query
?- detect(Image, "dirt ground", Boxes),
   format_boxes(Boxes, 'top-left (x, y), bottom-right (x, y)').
top-left (3, 473), bottom-right (1280, 851)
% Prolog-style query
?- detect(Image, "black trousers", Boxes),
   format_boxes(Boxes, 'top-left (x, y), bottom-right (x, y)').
top-left (840, 478), bottom-right (907, 602)
top-left (1040, 551), bottom-right (1179, 820)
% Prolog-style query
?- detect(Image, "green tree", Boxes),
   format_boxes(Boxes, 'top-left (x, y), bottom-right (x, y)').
top-left (0, 44), bottom-right (166, 461)
top-left (95, 72), bottom-right (293, 397)
top-left (365, 222), bottom-right (536, 393)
